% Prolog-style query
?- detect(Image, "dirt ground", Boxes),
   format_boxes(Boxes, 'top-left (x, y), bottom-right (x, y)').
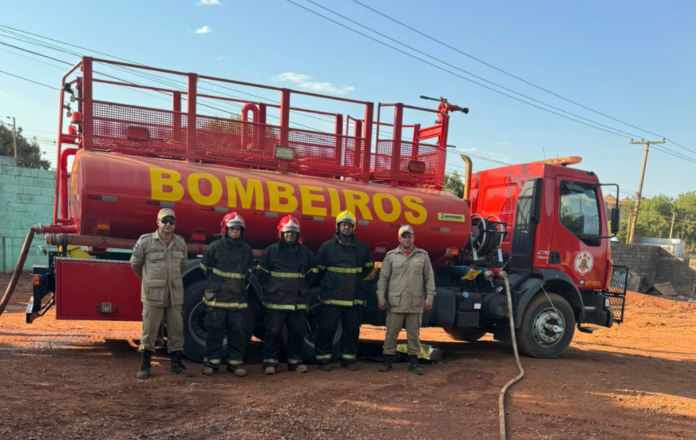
top-left (1, 273), bottom-right (695, 440)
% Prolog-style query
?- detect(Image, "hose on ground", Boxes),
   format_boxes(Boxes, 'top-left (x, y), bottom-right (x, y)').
top-left (0, 225), bottom-right (39, 318)
top-left (498, 271), bottom-right (525, 440)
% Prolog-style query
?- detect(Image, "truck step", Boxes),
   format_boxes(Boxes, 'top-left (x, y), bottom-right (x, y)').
top-left (577, 325), bottom-right (598, 334)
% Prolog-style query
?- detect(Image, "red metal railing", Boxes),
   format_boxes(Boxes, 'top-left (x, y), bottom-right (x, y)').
top-left (54, 57), bottom-right (452, 224)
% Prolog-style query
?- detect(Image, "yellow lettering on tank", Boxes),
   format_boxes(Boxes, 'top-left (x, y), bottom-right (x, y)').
top-left (403, 195), bottom-right (427, 225)
top-left (187, 173), bottom-right (222, 206)
top-left (327, 187), bottom-right (342, 217)
top-left (226, 177), bottom-right (264, 210)
top-left (268, 181), bottom-right (298, 213)
top-left (299, 185), bottom-right (326, 216)
top-left (343, 190), bottom-right (373, 220)
top-left (150, 167), bottom-right (184, 202)
top-left (373, 193), bottom-right (402, 223)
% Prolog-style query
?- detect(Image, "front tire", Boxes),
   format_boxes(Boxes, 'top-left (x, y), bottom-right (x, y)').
top-left (515, 292), bottom-right (575, 359)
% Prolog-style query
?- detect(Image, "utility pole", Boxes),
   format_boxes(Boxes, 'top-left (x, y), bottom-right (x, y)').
top-left (668, 212), bottom-right (676, 241)
top-left (627, 138), bottom-right (666, 244)
top-left (5, 116), bottom-right (17, 166)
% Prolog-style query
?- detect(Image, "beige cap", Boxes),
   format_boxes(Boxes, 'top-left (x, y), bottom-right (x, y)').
top-left (398, 225), bottom-right (414, 237)
top-left (157, 208), bottom-right (176, 220)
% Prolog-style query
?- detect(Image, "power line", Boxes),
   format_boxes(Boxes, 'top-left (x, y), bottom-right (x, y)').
top-left (305, 0), bottom-right (647, 141)
top-left (0, 69), bottom-right (56, 90)
top-left (286, 1), bottom-right (651, 141)
top-left (350, 0), bottom-right (696, 158)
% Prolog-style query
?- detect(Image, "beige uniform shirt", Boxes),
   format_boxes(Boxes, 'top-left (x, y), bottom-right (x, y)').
top-left (130, 230), bottom-right (188, 306)
top-left (376, 246), bottom-right (436, 313)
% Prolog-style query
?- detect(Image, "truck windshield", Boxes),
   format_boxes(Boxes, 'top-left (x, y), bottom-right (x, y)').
top-left (560, 181), bottom-right (601, 238)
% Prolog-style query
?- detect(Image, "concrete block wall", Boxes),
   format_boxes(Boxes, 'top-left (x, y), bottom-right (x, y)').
top-left (0, 156), bottom-right (55, 272)
top-left (611, 243), bottom-right (696, 297)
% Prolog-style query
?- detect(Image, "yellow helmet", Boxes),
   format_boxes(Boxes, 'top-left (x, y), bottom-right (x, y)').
top-left (335, 210), bottom-right (357, 231)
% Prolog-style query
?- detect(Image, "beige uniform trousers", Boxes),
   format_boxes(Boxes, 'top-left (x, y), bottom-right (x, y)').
top-left (383, 312), bottom-right (422, 356)
top-left (139, 301), bottom-right (184, 353)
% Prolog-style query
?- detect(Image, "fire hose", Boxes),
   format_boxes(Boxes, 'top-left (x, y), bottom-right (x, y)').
top-left (498, 271), bottom-right (525, 440)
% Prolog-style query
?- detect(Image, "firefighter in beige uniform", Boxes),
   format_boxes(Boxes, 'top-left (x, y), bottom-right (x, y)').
top-left (130, 208), bottom-right (194, 379)
top-left (376, 225), bottom-right (435, 375)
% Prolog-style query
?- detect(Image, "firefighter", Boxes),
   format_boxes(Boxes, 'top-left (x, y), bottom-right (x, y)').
top-left (376, 225), bottom-right (436, 375)
top-left (130, 208), bottom-right (194, 379)
top-left (200, 212), bottom-right (254, 377)
top-left (314, 210), bottom-right (373, 371)
top-left (256, 215), bottom-right (317, 375)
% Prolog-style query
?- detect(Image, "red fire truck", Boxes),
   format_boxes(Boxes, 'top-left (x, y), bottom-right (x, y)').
top-left (12, 57), bottom-right (627, 360)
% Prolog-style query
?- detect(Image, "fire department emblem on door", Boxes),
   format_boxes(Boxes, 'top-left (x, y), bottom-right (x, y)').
top-left (574, 251), bottom-right (594, 275)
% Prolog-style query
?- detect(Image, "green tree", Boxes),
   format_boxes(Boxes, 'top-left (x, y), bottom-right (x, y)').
top-left (674, 191), bottom-right (696, 250)
top-left (443, 171), bottom-right (464, 198)
top-left (0, 124), bottom-right (51, 169)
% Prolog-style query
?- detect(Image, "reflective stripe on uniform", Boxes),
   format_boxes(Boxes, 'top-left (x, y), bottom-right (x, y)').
top-left (270, 271), bottom-right (305, 279)
top-left (264, 303), bottom-right (298, 311)
top-left (307, 268), bottom-right (319, 274)
top-left (211, 267), bottom-right (245, 279)
top-left (263, 358), bottom-right (279, 364)
top-left (319, 297), bottom-right (355, 307)
top-left (317, 265), bottom-right (326, 270)
top-left (353, 299), bottom-right (364, 306)
top-left (296, 304), bottom-right (308, 310)
top-left (199, 263), bottom-right (209, 272)
top-left (341, 354), bottom-right (357, 360)
top-left (326, 266), bottom-right (362, 274)
top-left (227, 359), bottom-right (243, 365)
top-left (288, 358), bottom-right (302, 364)
top-left (202, 297), bottom-right (248, 309)
top-left (204, 357), bottom-right (221, 365)
top-left (364, 262), bottom-right (374, 267)
top-left (316, 354), bottom-right (332, 360)
top-left (256, 264), bottom-right (269, 273)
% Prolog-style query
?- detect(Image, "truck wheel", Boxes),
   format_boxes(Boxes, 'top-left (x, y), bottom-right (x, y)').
top-left (181, 280), bottom-right (254, 362)
top-left (515, 292), bottom-right (575, 359)
top-left (444, 327), bottom-right (487, 342)
top-left (298, 302), bottom-right (342, 363)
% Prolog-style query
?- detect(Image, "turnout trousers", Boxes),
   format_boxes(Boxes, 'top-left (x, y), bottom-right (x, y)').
top-left (262, 309), bottom-right (307, 369)
top-left (315, 304), bottom-right (360, 365)
top-left (204, 307), bottom-right (248, 371)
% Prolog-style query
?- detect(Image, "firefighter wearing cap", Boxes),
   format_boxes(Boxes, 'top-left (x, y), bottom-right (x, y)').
top-left (376, 225), bottom-right (436, 375)
top-left (199, 212), bottom-right (254, 377)
top-left (256, 215), bottom-right (318, 375)
top-left (314, 210), bottom-right (373, 371)
top-left (130, 208), bottom-right (194, 379)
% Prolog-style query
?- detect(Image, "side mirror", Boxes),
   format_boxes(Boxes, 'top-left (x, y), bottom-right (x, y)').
top-left (610, 208), bottom-right (620, 235)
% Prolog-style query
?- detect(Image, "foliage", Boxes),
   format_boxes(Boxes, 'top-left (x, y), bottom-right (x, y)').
top-left (443, 171), bottom-right (464, 198)
top-left (0, 124), bottom-right (51, 169)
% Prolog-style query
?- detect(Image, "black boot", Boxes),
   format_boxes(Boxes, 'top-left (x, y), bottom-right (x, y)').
top-left (408, 355), bottom-right (423, 376)
top-left (170, 351), bottom-right (195, 377)
top-left (378, 354), bottom-right (393, 373)
top-left (136, 350), bottom-right (153, 379)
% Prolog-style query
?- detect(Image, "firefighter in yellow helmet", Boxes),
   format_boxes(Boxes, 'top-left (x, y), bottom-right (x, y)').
top-left (314, 210), bottom-right (373, 371)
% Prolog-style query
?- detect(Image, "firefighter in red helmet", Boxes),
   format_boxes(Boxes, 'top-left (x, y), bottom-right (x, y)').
top-left (256, 215), bottom-right (317, 374)
top-left (199, 212), bottom-right (254, 377)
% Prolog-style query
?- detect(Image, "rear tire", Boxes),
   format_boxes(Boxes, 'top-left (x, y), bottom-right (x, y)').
top-left (515, 292), bottom-right (575, 359)
top-left (296, 301), bottom-right (342, 363)
top-left (182, 280), bottom-right (255, 362)
top-left (444, 327), bottom-right (487, 342)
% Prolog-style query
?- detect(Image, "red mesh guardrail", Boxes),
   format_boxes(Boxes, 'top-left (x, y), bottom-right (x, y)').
top-left (373, 140), bottom-right (446, 187)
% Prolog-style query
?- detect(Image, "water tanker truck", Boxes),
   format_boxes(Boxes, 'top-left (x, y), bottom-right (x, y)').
top-left (2, 57), bottom-right (628, 361)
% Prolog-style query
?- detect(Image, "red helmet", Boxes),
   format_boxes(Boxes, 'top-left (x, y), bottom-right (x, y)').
top-left (220, 212), bottom-right (246, 234)
top-left (278, 215), bottom-right (301, 238)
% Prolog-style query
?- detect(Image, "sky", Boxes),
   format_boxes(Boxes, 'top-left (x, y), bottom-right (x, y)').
top-left (0, 0), bottom-right (694, 200)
